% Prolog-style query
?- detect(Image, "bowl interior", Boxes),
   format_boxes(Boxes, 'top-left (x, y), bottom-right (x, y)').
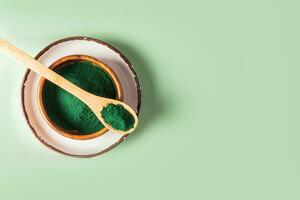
top-left (37, 55), bottom-right (123, 140)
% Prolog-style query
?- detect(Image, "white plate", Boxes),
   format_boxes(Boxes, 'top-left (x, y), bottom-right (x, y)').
top-left (21, 37), bottom-right (141, 157)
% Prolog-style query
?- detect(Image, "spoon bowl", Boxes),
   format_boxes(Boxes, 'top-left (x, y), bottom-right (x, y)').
top-left (89, 96), bottom-right (139, 134)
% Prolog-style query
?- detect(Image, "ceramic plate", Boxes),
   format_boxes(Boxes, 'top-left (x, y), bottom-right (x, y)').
top-left (21, 37), bottom-right (141, 157)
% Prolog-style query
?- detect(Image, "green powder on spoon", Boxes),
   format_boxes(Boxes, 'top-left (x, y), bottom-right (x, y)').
top-left (101, 104), bottom-right (135, 131)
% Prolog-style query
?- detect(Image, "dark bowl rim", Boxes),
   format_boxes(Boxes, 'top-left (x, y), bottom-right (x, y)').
top-left (21, 36), bottom-right (142, 158)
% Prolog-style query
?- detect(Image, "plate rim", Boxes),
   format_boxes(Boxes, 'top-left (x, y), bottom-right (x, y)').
top-left (21, 36), bottom-right (142, 158)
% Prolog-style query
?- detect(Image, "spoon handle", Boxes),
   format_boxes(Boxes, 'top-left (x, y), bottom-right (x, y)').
top-left (0, 38), bottom-right (92, 104)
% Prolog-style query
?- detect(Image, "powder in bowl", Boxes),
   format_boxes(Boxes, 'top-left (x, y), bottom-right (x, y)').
top-left (42, 60), bottom-right (117, 135)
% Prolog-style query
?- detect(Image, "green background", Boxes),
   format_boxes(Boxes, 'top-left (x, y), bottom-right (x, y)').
top-left (0, 0), bottom-right (299, 199)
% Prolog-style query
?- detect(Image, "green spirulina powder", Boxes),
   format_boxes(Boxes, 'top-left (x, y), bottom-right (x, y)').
top-left (101, 104), bottom-right (135, 131)
top-left (42, 60), bottom-right (117, 135)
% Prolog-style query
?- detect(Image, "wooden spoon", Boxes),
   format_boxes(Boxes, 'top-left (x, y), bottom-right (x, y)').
top-left (0, 38), bottom-right (138, 135)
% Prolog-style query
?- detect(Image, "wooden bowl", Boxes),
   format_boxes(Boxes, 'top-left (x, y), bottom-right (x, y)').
top-left (37, 55), bottom-right (123, 140)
